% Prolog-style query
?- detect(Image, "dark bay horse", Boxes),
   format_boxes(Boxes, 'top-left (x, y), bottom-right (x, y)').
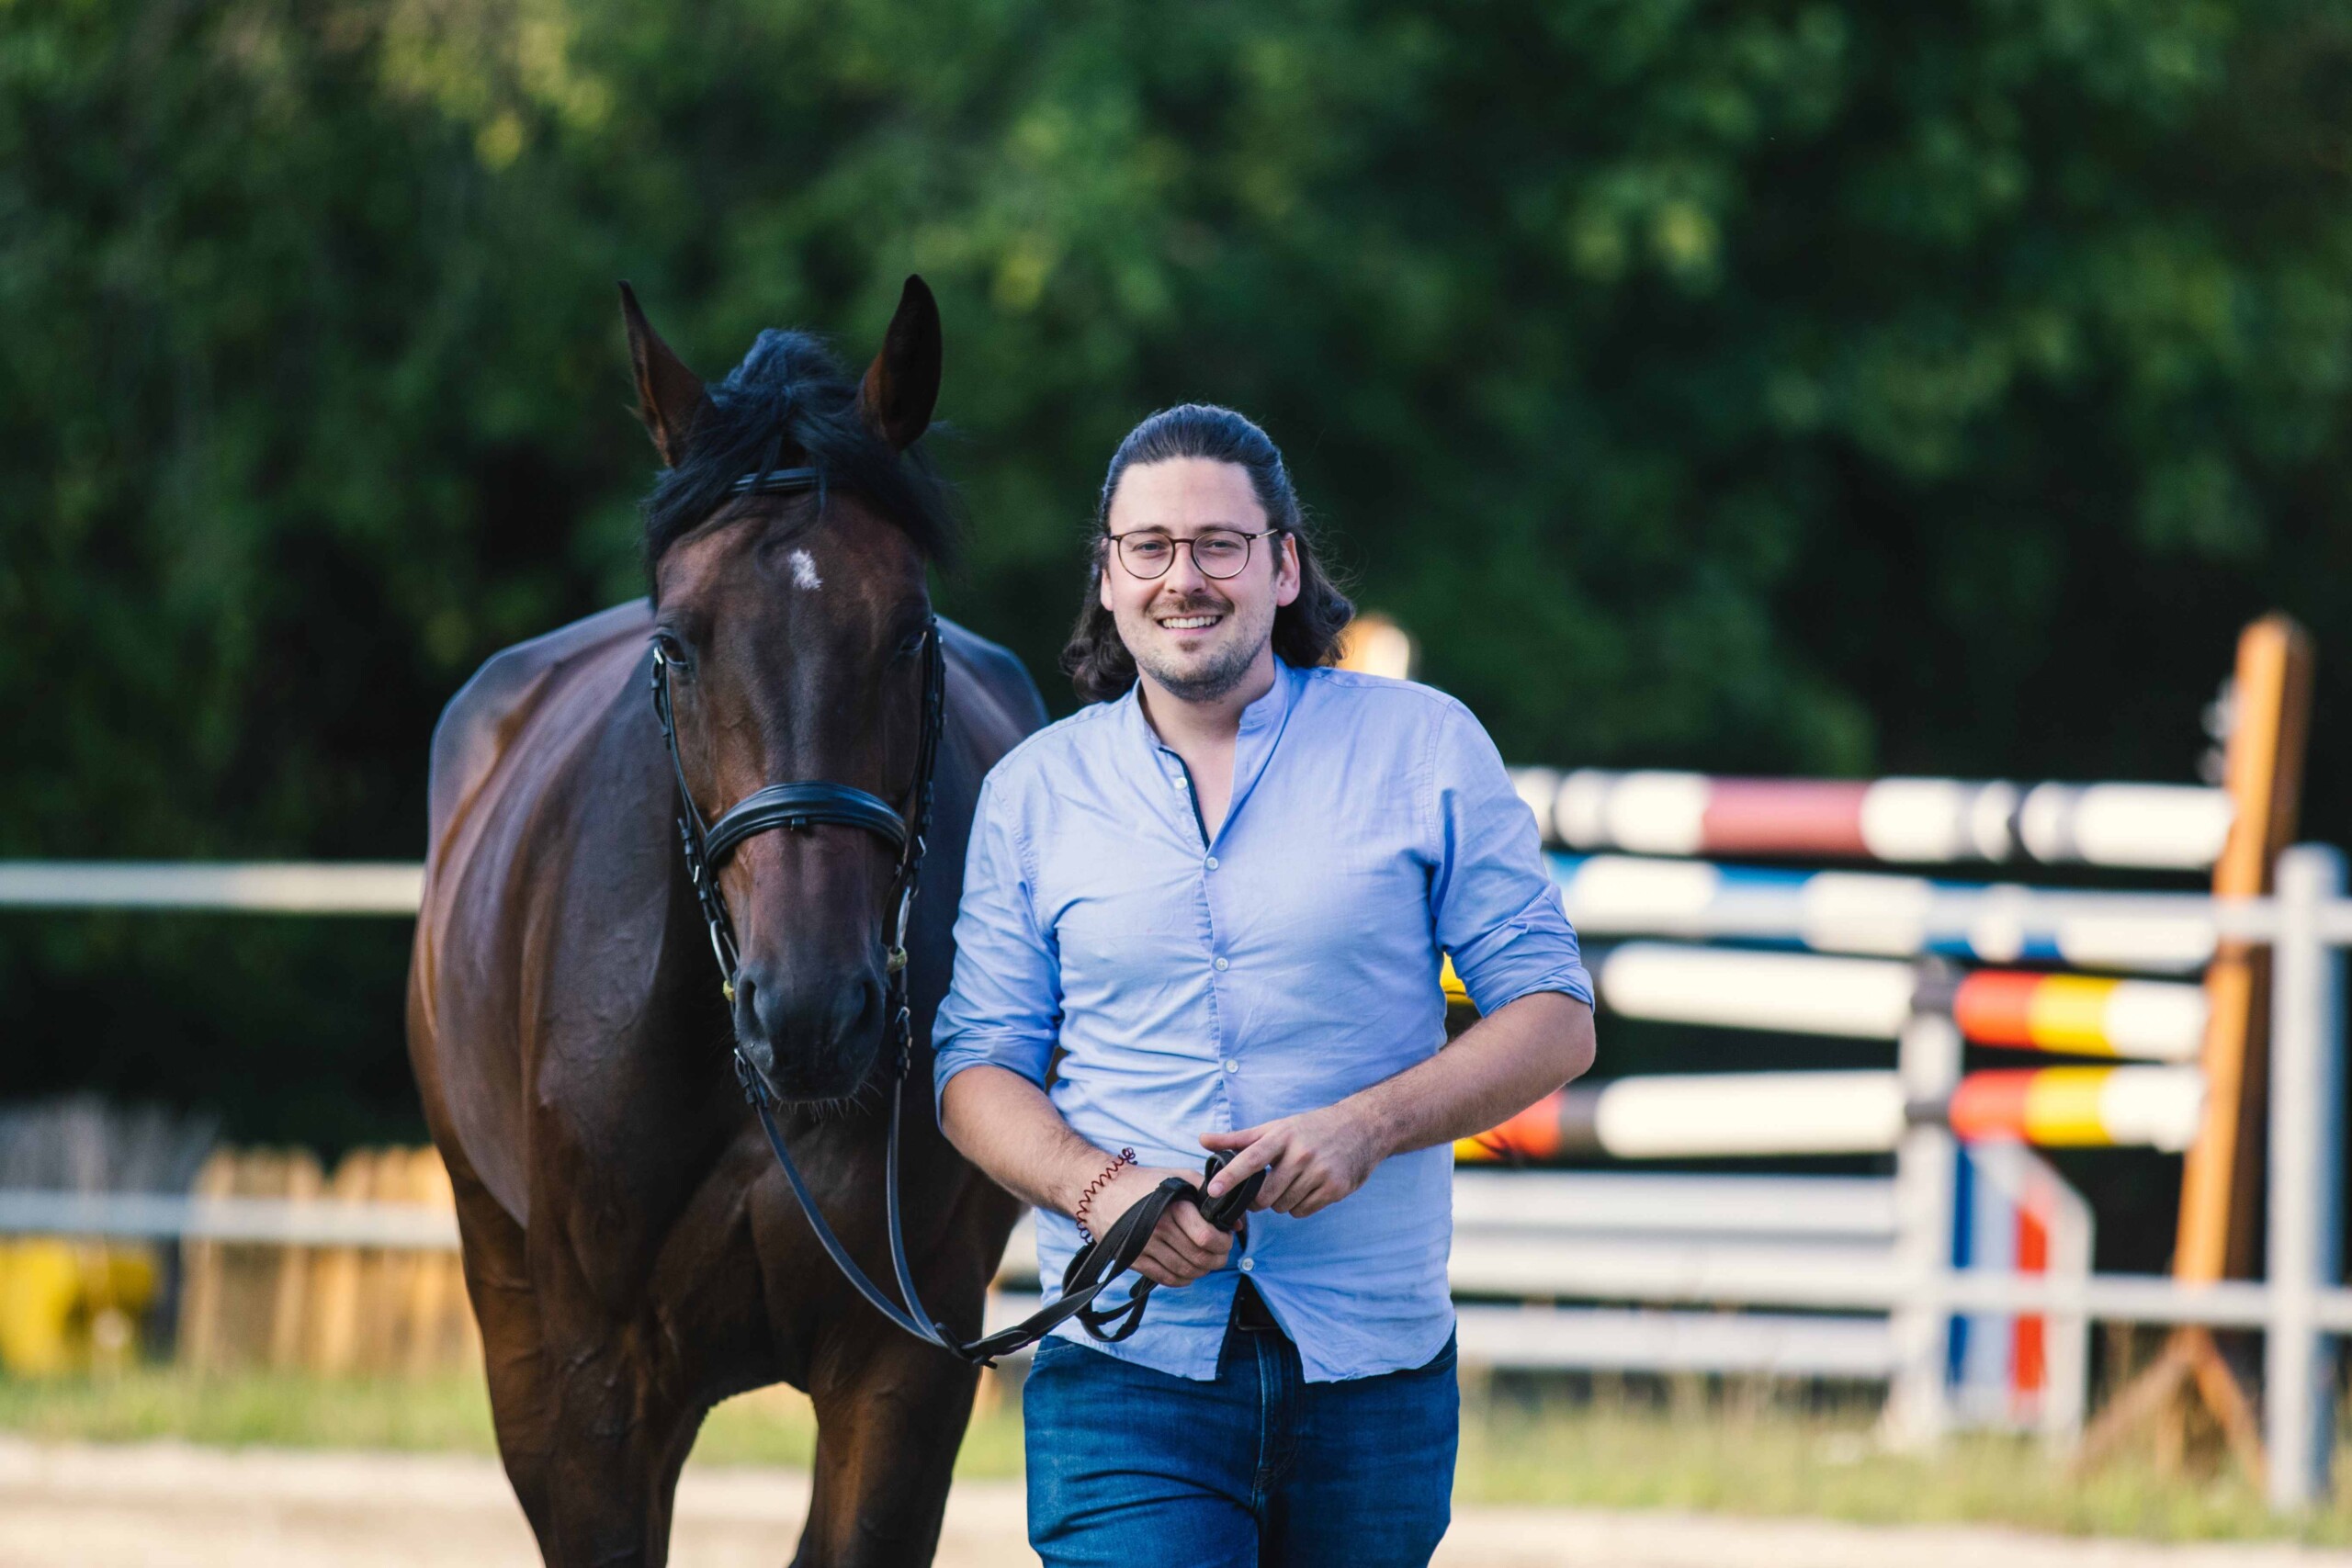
top-left (407, 277), bottom-right (1044, 1565)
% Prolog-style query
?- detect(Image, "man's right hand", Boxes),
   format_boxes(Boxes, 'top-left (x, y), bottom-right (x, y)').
top-left (1091, 1163), bottom-right (1234, 1287)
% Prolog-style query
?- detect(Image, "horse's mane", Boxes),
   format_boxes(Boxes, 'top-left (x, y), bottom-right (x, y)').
top-left (641, 328), bottom-right (957, 587)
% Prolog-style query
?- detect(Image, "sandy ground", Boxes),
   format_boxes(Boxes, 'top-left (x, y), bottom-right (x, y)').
top-left (2, 1438), bottom-right (2347, 1567)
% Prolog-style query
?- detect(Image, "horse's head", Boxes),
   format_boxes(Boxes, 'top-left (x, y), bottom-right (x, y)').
top-left (627, 277), bottom-right (952, 1103)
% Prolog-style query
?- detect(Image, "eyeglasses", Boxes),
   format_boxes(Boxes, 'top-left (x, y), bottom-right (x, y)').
top-left (1105, 527), bottom-right (1278, 581)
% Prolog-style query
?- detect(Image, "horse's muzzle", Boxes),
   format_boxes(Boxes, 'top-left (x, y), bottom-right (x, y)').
top-left (732, 964), bottom-right (886, 1101)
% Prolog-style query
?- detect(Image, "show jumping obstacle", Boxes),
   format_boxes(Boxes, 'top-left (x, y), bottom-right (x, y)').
top-left (1461, 614), bottom-right (2314, 1471)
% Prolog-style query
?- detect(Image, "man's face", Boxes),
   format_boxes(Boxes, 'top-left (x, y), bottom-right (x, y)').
top-left (1100, 457), bottom-right (1301, 705)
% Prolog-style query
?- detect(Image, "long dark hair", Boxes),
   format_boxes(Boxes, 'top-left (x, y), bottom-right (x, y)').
top-left (1060, 404), bottom-right (1353, 703)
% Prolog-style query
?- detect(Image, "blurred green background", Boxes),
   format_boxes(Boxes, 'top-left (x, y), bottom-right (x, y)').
top-left (5, 0), bottom-right (2351, 1155)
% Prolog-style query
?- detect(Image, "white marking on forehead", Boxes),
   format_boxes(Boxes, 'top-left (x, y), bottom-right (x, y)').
top-left (787, 548), bottom-right (822, 591)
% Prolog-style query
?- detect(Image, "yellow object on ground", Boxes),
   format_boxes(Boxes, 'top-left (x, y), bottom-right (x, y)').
top-left (0, 1240), bottom-right (158, 1375)
top-left (0, 1243), bottom-right (81, 1374)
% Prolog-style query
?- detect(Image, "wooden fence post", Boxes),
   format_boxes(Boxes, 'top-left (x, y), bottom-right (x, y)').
top-left (2078, 614), bottom-right (2313, 1480)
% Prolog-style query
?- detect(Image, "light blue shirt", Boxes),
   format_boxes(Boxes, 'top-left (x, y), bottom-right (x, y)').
top-left (933, 658), bottom-right (1592, 1382)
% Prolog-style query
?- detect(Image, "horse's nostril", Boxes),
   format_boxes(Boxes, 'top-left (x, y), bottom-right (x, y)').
top-left (737, 965), bottom-right (883, 1060)
top-left (813, 972), bottom-right (881, 1048)
top-left (729, 975), bottom-right (777, 1073)
top-left (748, 972), bottom-right (792, 1043)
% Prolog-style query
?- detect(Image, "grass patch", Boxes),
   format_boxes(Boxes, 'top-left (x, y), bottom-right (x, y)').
top-left (1459, 1386), bottom-right (2352, 1545)
top-left (6, 1367), bottom-right (2351, 1542)
top-left (0, 1367), bottom-right (1023, 1477)
top-left (0, 1367), bottom-right (500, 1453)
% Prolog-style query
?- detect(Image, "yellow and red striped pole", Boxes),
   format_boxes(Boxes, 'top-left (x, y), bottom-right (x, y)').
top-left (1948, 971), bottom-right (2204, 1062)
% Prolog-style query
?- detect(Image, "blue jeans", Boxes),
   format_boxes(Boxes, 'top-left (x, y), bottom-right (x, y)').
top-left (1022, 1314), bottom-right (1458, 1566)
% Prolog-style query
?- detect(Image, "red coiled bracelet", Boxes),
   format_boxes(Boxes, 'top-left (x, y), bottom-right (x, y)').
top-left (1073, 1147), bottom-right (1137, 1244)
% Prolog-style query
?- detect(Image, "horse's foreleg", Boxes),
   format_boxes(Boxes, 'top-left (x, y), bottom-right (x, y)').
top-left (465, 1207), bottom-right (697, 1568)
top-left (527, 1298), bottom-right (704, 1568)
top-left (450, 1174), bottom-right (563, 1558)
top-left (792, 1331), bottom-right (978, 1568)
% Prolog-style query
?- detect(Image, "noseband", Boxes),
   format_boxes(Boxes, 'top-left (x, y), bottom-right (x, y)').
top-left (651, 463), bottom-right (1254, 1365)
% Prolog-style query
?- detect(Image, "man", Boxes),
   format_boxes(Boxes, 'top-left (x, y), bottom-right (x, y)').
top-left (933, 403), bottom-right (1596, 1565)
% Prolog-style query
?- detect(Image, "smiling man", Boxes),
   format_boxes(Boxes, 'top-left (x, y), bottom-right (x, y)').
top-left (933, 404), bottom-right (1597, 1566)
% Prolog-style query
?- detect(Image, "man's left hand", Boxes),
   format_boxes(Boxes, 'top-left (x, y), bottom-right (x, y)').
top-left (1198, 1105), bottom-right (1388, 1218)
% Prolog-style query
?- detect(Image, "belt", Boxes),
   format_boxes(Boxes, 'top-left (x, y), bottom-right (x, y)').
top-left (1230, 1278), bottom-right (1283, 1334)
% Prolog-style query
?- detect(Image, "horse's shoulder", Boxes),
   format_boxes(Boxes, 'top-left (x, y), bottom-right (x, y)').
top-left (427, 599), bottom-right (653, 840)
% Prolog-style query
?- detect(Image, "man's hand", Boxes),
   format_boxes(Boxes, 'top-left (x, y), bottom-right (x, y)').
top-left (1199, 1104), bottom-right (1388, 1219)
top-left (1092, 1164), bottom-right (1234, 1288)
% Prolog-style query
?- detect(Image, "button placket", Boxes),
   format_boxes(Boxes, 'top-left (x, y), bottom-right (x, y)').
top-left (1194, 798), bottom-right (1228, 1100)
top-left (1196, 821), bottom-right (1238, 1109)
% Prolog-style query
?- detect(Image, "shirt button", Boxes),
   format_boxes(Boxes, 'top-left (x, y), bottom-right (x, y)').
top-left (1204, 855), bottom-right (1219, 871)
top-left (1224, 1058), bottom-right (1240, 1073)
top-left (1213, 956), bottom-right (1229, 972)
top-left (1239, 1258), bottom-right (1255, 1273)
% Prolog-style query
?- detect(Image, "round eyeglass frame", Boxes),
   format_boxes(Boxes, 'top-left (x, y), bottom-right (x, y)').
top-left (1103, 527), bottom-right (1280, 581)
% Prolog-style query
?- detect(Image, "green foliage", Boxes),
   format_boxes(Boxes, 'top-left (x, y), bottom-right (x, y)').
top-left (4, 0), bottom-right (2351, 1136)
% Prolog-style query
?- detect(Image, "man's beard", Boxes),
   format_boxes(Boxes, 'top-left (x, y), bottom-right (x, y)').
top-left (1136, 634), bottom-right (1262, 703)
top-left (1125, 595), bottom-right (1272, 703)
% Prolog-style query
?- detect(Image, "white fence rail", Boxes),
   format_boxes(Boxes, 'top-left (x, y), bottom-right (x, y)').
top-left (0, 862), bottom-right (423, 913)
top-left (0, 1190), bottom-right (458, 1250)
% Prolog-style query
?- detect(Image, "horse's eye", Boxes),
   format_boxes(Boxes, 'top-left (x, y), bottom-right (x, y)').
top-left (651, 631), bottom-right (693, 674)
top-left (895, 629), bottom-right (928, 660)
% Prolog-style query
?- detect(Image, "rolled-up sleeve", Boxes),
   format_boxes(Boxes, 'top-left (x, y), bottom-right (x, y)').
top-left (933, 773), bottom-right (1062, 1122)
top-left (1428, 703), bottom-right (1593, 1014)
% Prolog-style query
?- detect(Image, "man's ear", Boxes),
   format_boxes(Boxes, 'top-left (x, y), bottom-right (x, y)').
top-left (618, 283), bottom-right (711, 468)
top-left (1273, 533), bottom-right (1302, 608)
top-left (859, 276), bottom-right (943, 452)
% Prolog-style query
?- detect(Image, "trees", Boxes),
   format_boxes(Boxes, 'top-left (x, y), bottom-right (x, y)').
top-left (6, 0), bottom-right (2349, 1134)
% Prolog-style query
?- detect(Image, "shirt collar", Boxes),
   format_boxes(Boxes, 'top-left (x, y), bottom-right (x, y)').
top-left (1241, 653), bottom-right (1299, 735)
top-left (1118, 652), bottom-right (1299, 750)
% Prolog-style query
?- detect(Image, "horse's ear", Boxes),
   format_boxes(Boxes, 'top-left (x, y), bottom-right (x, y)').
top-left (859, 276), bottom-right (942, 452)
top-left (618, 283), bottom-right (711, 468)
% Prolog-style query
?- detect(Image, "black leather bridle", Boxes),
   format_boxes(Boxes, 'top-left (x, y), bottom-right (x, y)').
top-left (652, 463), bottom-right (1258, 1366)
